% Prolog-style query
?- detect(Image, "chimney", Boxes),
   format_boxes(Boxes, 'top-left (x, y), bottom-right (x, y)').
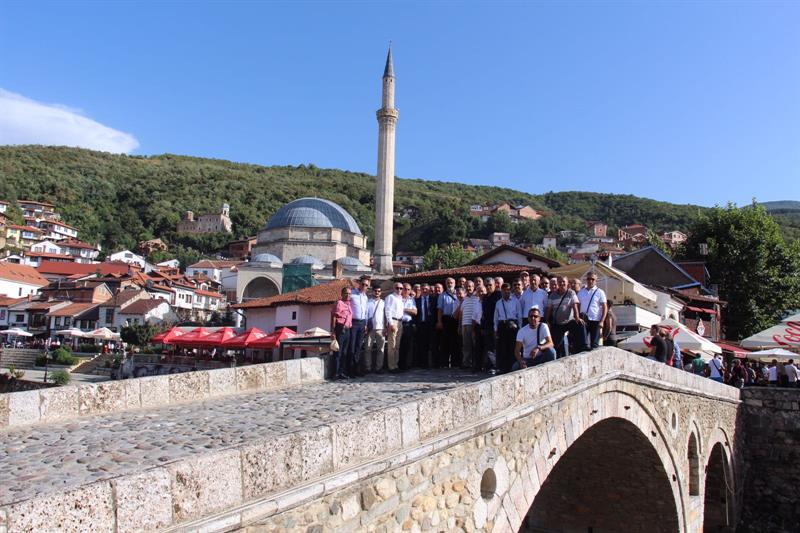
top-left (332, 259), bottom-right (343, 279)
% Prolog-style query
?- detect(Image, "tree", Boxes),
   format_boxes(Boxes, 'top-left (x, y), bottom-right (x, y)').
top-left (423, 243), bottom-right (475, 270)
top-left (512, 220), bottom-right (543, 246)
top-left (646, 229), bottom-right (671, 255)
top-left (680, 202), bottom-right (800, 339)
top-left (542, 246), bottom-right (568, 264)
top-left (487, 211), bottom-right (514, 234)
top-left (121, 323), bottom-right (159, 347)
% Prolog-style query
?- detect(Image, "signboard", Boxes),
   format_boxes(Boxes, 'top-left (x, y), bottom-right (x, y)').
top-left (696, 319), bottom-right (705, 337)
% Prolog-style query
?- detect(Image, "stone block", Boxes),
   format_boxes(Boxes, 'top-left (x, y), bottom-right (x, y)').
top-left (301, 356), bottom-right (324, 382)
top-left (168, 371), bottom-right (209, 403)
top-left (122, 378), bottom-right (142, 409)
top-left (207, 367), bottom-right (237, 396)
top-left (78, 381), bottom-right (128, 416)
top-left (6, 481), bottom-right (114, 532)
top-left (399, 402), bottom-right (420, 446)
top-left (333, 411), bottom-right (386, 469)
top-left (545, 362), bottom-right (568, 393)
top-left (264, 361), bottom-right (288, 390)
top-left (7, 390), bottom-right (39, 427)
top-left (476, 381), bottom-right (493, 418)
top-left (418, 393), bottom-right (453, 440)
top-left (39, 386), bottom-right (79, 422)
top-left (0, 394), bottom-right (8, 428)
top-left (241, 434), bottom-right (301, 499)
top-left (523, 368), bottom-right (548, 403)
top-left (299, 425), bottom-right (333, 481)
top-left (384, 407), bottom-right (403, 451)
top-left (491, 376), bottom-right (515, 414)
top-left (112, 468), bottom-right (173, 533)
top-left (139, 375), bottom-right (170, 408)
top-left (285, 358), bottom-right (302, 386)
top-left (236, 365), bottom-right (267, 392)
top-left (169, 449), bottom-right (243, 522)
top-left (452, 386), bottom-right (480, 428)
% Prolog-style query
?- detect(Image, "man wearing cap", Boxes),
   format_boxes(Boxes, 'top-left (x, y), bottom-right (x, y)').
top-left (348, 275), bottom-right (370, 376)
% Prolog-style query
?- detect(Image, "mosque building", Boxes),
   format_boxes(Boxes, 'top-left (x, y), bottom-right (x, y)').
top-left (234, 48), bottom-right (397, 303)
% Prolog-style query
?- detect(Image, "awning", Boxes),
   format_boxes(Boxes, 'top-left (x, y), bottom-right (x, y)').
top-left (685, 305), bottom-right (717, 316)
top-left (618, 318), bottom-right (721, 354)
top-left (221, 327), bottom-right (268, 349)
top-left (171, 327), bottom-right (213, 346)
top-left (715, 342), bottom-right (749, 357)
top-left (152, 327), bottom-right (186, 344)
top-left (747, 347), bottom-right (798, 363)
top-left (249, 327), bottom-right (298, 350)
top-left (202, 327), bottom-right (237, 346)
top-left (740, 317), bottom-right (800, 349)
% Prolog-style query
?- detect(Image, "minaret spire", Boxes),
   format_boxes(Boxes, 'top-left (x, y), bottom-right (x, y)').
top-left (374, 45), bottom-right (399, 275)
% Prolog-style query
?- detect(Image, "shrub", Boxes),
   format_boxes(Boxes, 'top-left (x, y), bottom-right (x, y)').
top-left (78, 343), bottom-right (101, 353)
top-left (35, 353), bottom-right (48, 366)
top-left (52, 347), bottom-right (77, 365)
top-left (50, 370), bottom-right (71, 386)
top-left (7, 364), bottom-right (25, 379)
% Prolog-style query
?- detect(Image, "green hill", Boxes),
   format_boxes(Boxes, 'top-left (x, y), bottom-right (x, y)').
top-left (0, 145), bottom-right (781, 263)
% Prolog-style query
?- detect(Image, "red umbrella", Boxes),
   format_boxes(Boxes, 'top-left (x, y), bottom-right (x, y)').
top-left (250, 327), bottom-right (298, 349)
top-left (221, 327), bottom-right (268, 349)
top-left (171, 327), bottom-right (213, 346)
top-left (202, 327), bottom-right (238, 346)
top-left (151, 327), bottom-right (186, 344)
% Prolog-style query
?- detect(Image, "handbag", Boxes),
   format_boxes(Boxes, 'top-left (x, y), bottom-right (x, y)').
top-left (579, 288), bottom-right (598, 322)
top-left (330, 338), bottom-right (340, 352)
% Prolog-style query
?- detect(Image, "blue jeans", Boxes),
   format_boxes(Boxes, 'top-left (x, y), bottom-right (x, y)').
top-left (512, 347), bottom-right (557, 370)
top-left (334, 324), bottom-right (351, 377)
top-left (348, 319), bottom-right (367, 371)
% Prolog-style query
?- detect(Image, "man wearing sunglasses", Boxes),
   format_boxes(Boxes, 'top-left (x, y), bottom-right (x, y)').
top-left (384, 282), bottom-right (406, 372)
top-left (513, 308), bottom-right (556, 370)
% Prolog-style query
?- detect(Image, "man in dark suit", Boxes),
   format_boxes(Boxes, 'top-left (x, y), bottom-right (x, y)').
top-left (414, 283), bottom-right (437, 368)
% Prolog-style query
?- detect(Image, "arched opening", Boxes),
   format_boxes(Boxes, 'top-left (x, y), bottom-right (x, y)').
top-left (519, 417), bottom-right (679, 532)
top-left (688, 432), bottom-right (700, 496)
top-left (242, 277), bottom-right (279, 301)
top-left (703, 443), bottom-right (733, 532)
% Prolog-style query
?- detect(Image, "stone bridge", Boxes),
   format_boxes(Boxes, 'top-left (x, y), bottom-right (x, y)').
top-left (0, 348), bottom-right (742, 532)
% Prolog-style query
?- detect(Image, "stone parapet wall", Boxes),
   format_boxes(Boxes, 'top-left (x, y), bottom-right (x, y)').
top-left (0, 348), bottom-right (740, 533)
top-left (738, 387), bottom-right (800, 533)
top-left (0, 357), bottom-right (325, 430)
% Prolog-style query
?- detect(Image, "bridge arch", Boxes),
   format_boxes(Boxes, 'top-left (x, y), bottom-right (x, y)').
top-left (703, 428), bottom-right (735, 531)
top-left (496, 389), bottom-right (687, 532)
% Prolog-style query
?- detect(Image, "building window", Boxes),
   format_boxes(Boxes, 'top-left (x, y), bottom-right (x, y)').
top-left (292, 311), bottom-right (297, 320)
top-left (105, 309), bottom-right (114, 324)
top-left (15, 314), bottom-right (24, 323)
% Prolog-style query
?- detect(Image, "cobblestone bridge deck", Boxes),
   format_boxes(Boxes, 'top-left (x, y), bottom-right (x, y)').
top-left (0, 370), bottom-right (479, 507)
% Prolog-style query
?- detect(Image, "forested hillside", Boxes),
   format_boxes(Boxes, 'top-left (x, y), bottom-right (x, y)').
top-left (1, 145), bottom-right (785, 263)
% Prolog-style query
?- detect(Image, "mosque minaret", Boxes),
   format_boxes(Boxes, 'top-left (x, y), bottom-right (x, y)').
top-left (373, 46), bottom-right (399, 275)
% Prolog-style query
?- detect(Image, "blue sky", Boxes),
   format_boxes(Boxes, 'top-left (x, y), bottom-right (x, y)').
top-left (1, 1), bottom-right (798, 207)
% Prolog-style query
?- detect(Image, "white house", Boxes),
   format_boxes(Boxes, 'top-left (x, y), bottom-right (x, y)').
top-left (30, 241), bottom-right (65, 255)
top-left (0, 262), bottom-right (49, 298)
top-left (60, 239), bottom-right (101, 263)
top-left (117, 299), bottom-right (176, 327)
top-left (41, 220), bottom-right (79, 241)
top-left (108, 250), bottom-right (147, 269)
top-left (186, 259), bottom-right (241, 284)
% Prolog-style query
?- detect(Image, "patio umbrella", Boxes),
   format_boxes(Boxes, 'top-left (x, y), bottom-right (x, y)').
top-left (202, 327), bottom-right (237, 346)
top-left (303, 327), bottom-right (330, 337)
top-left (747, 348), bottom-right (798, 363)
top-left (151, 327), bottom-right (186, 344)
top-left (740, 315), bottom-right (800, 349)
top-left (171, 327), bottom-right (213, 346)
top-left (618, 318), bottom-right (721, 354)
top-left (88, 327), bottom-right (121, 341)
top-left (250, 327), bottom-right (298, 349)
top-left (59, 328), bottom-right (87, 338)
top-left (221, 327), bottom-right (267, 349)
top-left (0, 327), bottom-right (33, 337)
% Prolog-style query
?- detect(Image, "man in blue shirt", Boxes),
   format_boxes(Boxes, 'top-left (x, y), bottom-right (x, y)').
top-left (348, 275), bottom-right (370, 376)
top-left (437, 277), bottom-right (460, 368)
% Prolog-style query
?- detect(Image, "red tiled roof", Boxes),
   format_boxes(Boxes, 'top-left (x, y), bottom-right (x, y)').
top-left (48, 302), bottom-right (98, 317)
top-left (37, 261), bottom-right (130, 276)
top-left (235, 279), bottom-right (355, 309)
top-left (26, 300), bottom-right (66, 311)
top-left (9, 225), bottom-right (43, 232)
top-left (26, 251), bottom-right (75, 260)
top-left (19, 199), bottom-right (55, 207)
top-left (60, 239), bottom-right (98, 250)
top-left (467, 245), bottom-right (562, 269)
top-left (189, 259), bottom-right (242, 269)
top-left (0, 262), bottom-right (50, 287)
top-left (395, 263), bottom-right (546, 282)
top-left (119, 299), bottom-right (166, 314)
top-left (195, 289), bottom-right (224, 298)
top-left (0, 296), bottom-right (24, 307)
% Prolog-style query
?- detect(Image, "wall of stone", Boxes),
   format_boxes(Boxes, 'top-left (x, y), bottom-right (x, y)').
top-left (0, 376), bottom-right (54, 394)
top-left (0, 357), bottom-right (324, 430)
top-left (738, 387), bottom-right (800, 533)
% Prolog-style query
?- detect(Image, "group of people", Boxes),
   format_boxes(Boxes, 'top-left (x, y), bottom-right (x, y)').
top-left (330, 271), bottom-right (612, 379)
top-left (698, 355), bottom-right (799, 388)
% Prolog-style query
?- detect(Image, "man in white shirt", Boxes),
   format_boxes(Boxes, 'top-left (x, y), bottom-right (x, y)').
top-left (767, 360), bottom-right (779, 386)
top-left (384, 282), bottom-right (406, 372)
top-left (399, 284), bottom-right (417, 370)
top-left (577, 272), bottom-right (607, 349)
top-left (458, 280), bottom-right (480, 369)
top-left (348, 275), bottom-right (370, 376)
top-left (519, 274), bottom-right (549, 318)
top-left (494, 283), bottom-right (522, 373)
top-left (786, 359), bottom-right (799, 387)
top-left (513, 307), bottom-right (557, 370)
top-left (363, 286), bottom-right (386, 373)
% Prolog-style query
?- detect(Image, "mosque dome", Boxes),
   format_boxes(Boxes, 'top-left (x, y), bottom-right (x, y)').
top-left (251, 253), bottom-right (282, 265)
top-left (290, 255), bottom-right (324, 269)
top-left (265, 198), bottom-right (362, 235)
top-left (335, 256), bottom-right (370, 271)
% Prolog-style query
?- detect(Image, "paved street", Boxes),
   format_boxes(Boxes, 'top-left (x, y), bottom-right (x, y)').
top-left (0, 369), bottom-right (481, 505)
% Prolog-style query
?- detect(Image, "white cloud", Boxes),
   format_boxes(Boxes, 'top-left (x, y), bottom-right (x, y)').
top-left (0, 89), bottom-right (139, 154)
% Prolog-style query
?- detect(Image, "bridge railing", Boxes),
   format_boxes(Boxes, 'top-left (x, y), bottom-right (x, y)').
top-left (0, 356), bottom-right (325, 430)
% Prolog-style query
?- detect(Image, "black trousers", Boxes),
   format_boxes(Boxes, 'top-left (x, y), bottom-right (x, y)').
top-left (399, 322), bottom-right (415, 370)
top-left (415, 322), bottom-right (433, 368)
top-left (438, 316), bottom-right (460, 368)
top-left (585, 320), bottom-right (602, 349)
top-left (497, 323), bottom-right (518, 373)
top-left (569, 320), bottom-right (589, 354)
